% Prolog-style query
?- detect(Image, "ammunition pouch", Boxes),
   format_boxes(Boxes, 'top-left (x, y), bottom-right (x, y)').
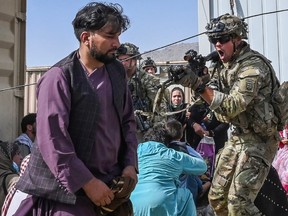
top-left (250, 101), bottom-right (278, 137)
top-left (131, 94), bottom-right (153, 132)
top-left (232, 127), bottom-right (251, 135)
top-left (231, 101), bottom-right (277, 137)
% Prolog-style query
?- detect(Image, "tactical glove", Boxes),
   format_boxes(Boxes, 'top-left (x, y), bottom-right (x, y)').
top-left (170, 65), bottom-right (202, 90)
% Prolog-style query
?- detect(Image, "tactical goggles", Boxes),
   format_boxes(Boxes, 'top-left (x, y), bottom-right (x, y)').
top-left (206, 21), bottom-right (226, 33)
top-left (209, 35), bottom-right (231, 45)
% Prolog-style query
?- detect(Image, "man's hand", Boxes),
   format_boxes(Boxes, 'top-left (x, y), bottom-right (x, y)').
top-left (170, 65), bottom-right (202, 90)
top-left (193, 122), bottom-right (206, 137)
top-left (83, 177), bottom-right (114, 207)
top-left (122, 165), bottom-right (138, 190)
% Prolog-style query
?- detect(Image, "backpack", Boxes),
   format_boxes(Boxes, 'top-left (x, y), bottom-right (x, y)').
top-left (196, 136), bottom-right (215, 180)
top-left (237, 50), bottom-right (288, 131)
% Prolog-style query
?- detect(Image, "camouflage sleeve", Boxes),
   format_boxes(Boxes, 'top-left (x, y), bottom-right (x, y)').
top-left (210, 66), bottom-right (261, 119)
top-left (158, 88), bottom-right (170, 109)
top-left (139, 71), bottom-right (160, 104)
top-left (139, 71), bottom-right (169, 117)
top-left (164, 88), bottom-right (171, 104)
top-left (156, 88), bottom-right (169, 114)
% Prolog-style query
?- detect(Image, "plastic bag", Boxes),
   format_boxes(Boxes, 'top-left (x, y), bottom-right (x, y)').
top-left (196, 136), bottom-right (215, 180)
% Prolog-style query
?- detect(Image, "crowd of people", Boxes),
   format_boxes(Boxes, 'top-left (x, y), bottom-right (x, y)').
top-left (0, 2), bottom-right (288, 216)
top-left (0, 113), bottom-right (36, 214)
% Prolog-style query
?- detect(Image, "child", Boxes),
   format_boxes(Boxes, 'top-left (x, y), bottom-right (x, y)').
top-left (165, 119), bottom-right (211, 204)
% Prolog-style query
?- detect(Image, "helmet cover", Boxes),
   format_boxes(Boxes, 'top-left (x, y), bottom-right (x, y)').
top-left (141, 57), bottom-right (157, 71)
top-left (205, 13), bottom-right (248, 39)
top-left (116, 43), bottom-right (141, 59)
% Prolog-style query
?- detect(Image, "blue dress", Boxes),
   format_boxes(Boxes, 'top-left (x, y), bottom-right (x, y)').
top-left (131, 141), bottom-right (207, 216)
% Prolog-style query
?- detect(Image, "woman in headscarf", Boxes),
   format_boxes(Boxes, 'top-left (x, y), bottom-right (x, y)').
top-left (167, 87), bottom-right (191, 143)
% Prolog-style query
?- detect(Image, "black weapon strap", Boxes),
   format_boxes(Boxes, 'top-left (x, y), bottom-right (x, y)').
top-left (133, 72), bottom-right (144, 100)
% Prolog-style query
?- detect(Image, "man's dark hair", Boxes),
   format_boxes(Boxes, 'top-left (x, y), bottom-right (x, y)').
top-left (165, 119), bottom-right (183, 143)
top-left (72, 2), bottom-right (130, 41)
top-left (143, 122), bottom-right (167, 144)
top-left (21, 113), bottom-right (36, 133)
top-left (143, 120), bottom-right (183, 145)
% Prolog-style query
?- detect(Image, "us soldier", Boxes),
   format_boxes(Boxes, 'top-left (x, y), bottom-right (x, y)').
top-left (141, 57), bottom-right (170, 109)
top-left (116, 43), bottom-right (167, 141)
top-left (172, 13), bottom-right (280, 215)
top-left (141, 57), bottom-right (157, 75)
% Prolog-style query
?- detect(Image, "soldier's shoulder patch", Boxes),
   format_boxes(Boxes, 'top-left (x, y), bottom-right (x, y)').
top-left (238, 68), bottom-right (258, 94)
top-left (245, 78), bottom-right (255, 92)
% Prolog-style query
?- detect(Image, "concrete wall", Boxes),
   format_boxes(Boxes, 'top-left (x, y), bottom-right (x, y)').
top-left (0, 0), bottom-right (26, 142)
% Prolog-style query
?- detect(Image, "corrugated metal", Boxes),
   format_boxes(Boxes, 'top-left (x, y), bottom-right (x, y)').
top-left (0, 0), bottom-right (26, 142)
top-left (24, 67), bottom-right (49, 115)
top-left (198, 0), bottom-right (288, 82)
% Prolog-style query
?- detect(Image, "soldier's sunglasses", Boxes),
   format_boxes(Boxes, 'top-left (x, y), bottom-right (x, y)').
top-left (209, 35), bottom-right (231, 45)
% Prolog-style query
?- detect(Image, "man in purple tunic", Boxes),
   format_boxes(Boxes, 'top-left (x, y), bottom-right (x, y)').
top-left (14, 2), bottom-right (138, 216)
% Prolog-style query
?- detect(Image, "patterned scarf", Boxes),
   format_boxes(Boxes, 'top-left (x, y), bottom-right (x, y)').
top-left (15, 133), bottom-right (33, 150)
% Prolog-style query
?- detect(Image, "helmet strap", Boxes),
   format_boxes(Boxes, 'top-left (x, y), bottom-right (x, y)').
top-left (231, 36), bottom-right (243, 59)
top-left (233, 41), bottom-right (237, 53)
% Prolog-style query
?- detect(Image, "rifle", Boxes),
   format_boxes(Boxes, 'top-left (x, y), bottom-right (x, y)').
top-left (132, 96), bottom-right (151, 132)
top-left (134, 111), bottom-right (150, 132)
top-left (168, 50), bottom-right (219, 82)
top-left (184, 49), bottom-right (219, 76)
top-left (150, 50), bottom-right (219, 123)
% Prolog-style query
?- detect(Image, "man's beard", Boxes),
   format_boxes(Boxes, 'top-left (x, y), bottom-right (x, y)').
top-left (32, 126), bottom-right (36, 136)
top-left (90, 41), bottom-right (116, 64)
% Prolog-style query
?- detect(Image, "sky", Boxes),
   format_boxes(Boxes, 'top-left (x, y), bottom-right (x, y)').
top-left (26, 0), bottom-right (198, 67)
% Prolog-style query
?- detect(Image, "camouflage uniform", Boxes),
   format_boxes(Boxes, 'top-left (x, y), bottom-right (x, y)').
top-left (171, 14), bottom-right (281, 215)
top-left (193, 14), bottom-right (281, 216)
top-left (129, 69), bottom-right (168, 125)
top-left (140, 57), bottom-right (170, 118)
top-left (207, 42), bottom-right (279, 216)
top-left (116, 43), bottom-right (168, 142)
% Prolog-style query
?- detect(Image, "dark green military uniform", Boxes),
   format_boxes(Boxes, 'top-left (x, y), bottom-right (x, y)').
top-left (116, 43), bottom-right (168, 142)
top-left (129, 70), bottom-right (159, 111)
top-left (129, 69), bottom-right (168, 141)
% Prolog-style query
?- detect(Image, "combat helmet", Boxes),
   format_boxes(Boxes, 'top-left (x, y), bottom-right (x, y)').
top-left (141, 57), bottom-right (157, 72)
top-left (205, 13), bottom-right (248, 39)
top-left (115, 42), bottom-right (141, 59)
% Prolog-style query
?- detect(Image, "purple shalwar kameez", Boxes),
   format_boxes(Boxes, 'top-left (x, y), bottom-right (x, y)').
top-left (14, 63), bottom-right (137, 216)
